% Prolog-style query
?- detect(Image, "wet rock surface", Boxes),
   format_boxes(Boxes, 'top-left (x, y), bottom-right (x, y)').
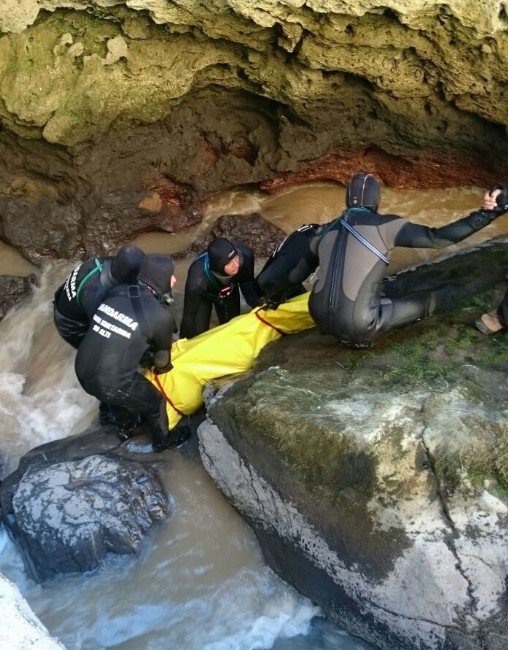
top-left (199, 242), bottom-right (508, 650)
top-left (191, 213), bottom-right (285, 258)
top-left (0, 274), bottom-right (35, 320)
top-left (0, 4), bottom-right (507, 260)
top-left (0, 425), bottom-right (170, 583)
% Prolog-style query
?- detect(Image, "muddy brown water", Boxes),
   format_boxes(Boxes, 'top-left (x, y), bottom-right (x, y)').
top-left (0, 183), bottom-right (506, 649)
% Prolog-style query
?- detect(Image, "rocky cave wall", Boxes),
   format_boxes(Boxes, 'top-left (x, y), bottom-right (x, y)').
top-left (0, 0), bottom-right (507, 263)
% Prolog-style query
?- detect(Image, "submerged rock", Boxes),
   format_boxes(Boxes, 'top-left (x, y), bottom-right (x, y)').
top-left (0, 425), bottom-right (170, 582)
top-left (199, 242), bottom-right (508, 650)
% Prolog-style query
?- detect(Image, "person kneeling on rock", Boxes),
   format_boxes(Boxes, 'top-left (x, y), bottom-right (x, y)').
top-left (308, 173), bottom-right (508, 348)
top-left (475, 185), bottom-right (508, 335)
top-left (75, 254), bottom-right (182, 452)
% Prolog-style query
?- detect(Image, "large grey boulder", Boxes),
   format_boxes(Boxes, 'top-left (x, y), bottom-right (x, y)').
top-left (198, 242), bottom-right (508, 650)
top-left (0, 425), bottom-right (170, 582)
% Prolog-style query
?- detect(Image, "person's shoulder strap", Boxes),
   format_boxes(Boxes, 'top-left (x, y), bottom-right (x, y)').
top-left (76, 258), bottom-right (103, 308)
top-left (339, 218), bottom-right (389, 264)
top-left (128, 285), bottom-right (149, 339)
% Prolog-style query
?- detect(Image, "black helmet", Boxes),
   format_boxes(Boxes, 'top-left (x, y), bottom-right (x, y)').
top-left (111, 244), bottom-right (145, 283)
top-left (207, 238), bottom-right (237, 274)
top-left (138, 254), bottom-right (175, 305)
top-left (346, 173), bottom-right (381, 211)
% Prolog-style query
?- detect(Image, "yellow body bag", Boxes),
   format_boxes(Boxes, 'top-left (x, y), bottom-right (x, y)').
top-left (147, 292), bottom-right (315, 429)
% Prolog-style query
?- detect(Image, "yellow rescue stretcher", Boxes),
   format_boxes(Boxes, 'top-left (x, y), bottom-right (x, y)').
top-left (146, 292), bottom-right (315, 429)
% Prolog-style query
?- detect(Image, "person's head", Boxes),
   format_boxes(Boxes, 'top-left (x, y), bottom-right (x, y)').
top-left (111, 244), bottom-right (145, 284)
top-left (207, 238), bottom-right (240, 276)
top-left (346, 173), bottom-right (381, 212)
top-left (138, 254), bottom-right (175, 305)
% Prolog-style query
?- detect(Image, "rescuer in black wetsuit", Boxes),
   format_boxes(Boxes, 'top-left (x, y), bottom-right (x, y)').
top-left (475, 184), bottom-right (508, 335)
top-left (54, 244), bottom-right (145, 349)
top-left (75, 254), bottom-right (178, 451)
top-left (308, 173), bottom-right (508, 348)
top-left (180, 237), bottom-right (261, 339)
top-left (256, 224), bottom-right (320, 307)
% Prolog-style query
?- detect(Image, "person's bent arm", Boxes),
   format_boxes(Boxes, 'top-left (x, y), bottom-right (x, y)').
top-left (237, 245), bottom-right (262, 307)
top-left (179, 261), bottom-right (206, 338)
top-left (151, 311), bottom-right (175, 373)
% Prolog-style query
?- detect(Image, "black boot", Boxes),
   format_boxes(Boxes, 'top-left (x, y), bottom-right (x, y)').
top-left (108, 406), bottom-right (139, 442)
top-left (152, 424), bottom-right (192, 452)
top-left (99, 402), bottom-right (116, 427)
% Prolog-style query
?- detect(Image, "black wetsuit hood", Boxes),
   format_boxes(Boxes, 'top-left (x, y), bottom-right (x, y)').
top-left (111, 244), bottom-right (145, 284)
top-left (138, 254), bottom-right (175, 296)
top-left (346, 173), bottom-right (381, 211)
top-left (208, 238), bottom-right (237, 273)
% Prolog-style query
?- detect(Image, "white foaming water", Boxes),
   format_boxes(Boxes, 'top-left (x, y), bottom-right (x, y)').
top-left (0, 262), bottom-right (366, 650)
top-left (0, 262), bottom-right (97, 477)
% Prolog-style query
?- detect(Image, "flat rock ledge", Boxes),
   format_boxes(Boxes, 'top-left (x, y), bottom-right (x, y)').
top-left (0, 425), bottom-right (170, 582)
top-left (198, 242), bottom-right (508, 650)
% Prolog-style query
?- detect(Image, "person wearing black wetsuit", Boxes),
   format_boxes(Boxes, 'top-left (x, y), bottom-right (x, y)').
top-left (309, 173), bottom-right (507, 348)
top-left (180, 238), bottom-right (261, 339)
top-left (256, 224), bottom-right (320, 307)
top-left (475, 184), bottom-right (508, 335)
top-left (54, 244), bottom-right (144, 349)
top-left (75, 254), bottom-right (178, 451)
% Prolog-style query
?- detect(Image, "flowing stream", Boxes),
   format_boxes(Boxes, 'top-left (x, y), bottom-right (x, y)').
top-left (0, 182), bottom-right (506, 649)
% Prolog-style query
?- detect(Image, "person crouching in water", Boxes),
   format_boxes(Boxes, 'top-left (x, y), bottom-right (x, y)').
top-left (179, 237), bottom-right (261, 339)
top-left (75, 254), bottom-right (178, 451)
top-left (54, 244), bottom-right (145, 350)
top-left (309, 173), bottom-right (507, 348)
top-left (475, 184), bottom-right (508, 335)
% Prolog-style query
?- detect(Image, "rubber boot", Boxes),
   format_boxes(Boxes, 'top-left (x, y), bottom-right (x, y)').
top-left (108, 406), bottom-right (139, 442)
top-left (98, 402), bottom-right (116, 427)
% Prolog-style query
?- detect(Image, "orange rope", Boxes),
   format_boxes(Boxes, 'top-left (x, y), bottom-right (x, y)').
top-left (154, 373), bottom-right (185, 417)
top-left (255, 309), bottom-right (287, 336)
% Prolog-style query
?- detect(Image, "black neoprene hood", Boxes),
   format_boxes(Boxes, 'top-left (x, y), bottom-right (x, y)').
top-left (346, 173), bottom-right (381, 210)
top-left (111, 244), bottom-right (145, 283)
top-left (138, 254), bottom-right (175, 294)
top-left (207, 238), bottom-right (237, 273)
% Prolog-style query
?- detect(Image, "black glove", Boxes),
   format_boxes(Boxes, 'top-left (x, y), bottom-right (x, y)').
top-left (139, 350), bottom-right (155, 369)
top-left (152, 362), bottom-right (173, 375)
top-left (261, 297), bottom-right (280, 311)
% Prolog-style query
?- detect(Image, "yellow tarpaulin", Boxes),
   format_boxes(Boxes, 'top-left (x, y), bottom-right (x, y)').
top-left (147, 292), bottom-right (315, 428)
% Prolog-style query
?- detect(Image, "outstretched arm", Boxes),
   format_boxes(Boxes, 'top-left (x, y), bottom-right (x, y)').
top-left (395, 186), bottom-right (507, 249)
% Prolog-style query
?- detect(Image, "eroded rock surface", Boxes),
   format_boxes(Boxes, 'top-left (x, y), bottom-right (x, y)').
top-left (0, 425), bottom-right (170, 582)
top-left (191, 213), bottom-right (285, 258)
top-left (198, 242), bottom-right (508, 650)
top-left (0, 2), bottom-right (507, 261)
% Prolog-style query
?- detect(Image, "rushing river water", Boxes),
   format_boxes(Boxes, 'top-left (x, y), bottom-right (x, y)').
top-left (0, 182), bottom-right (506, 649)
